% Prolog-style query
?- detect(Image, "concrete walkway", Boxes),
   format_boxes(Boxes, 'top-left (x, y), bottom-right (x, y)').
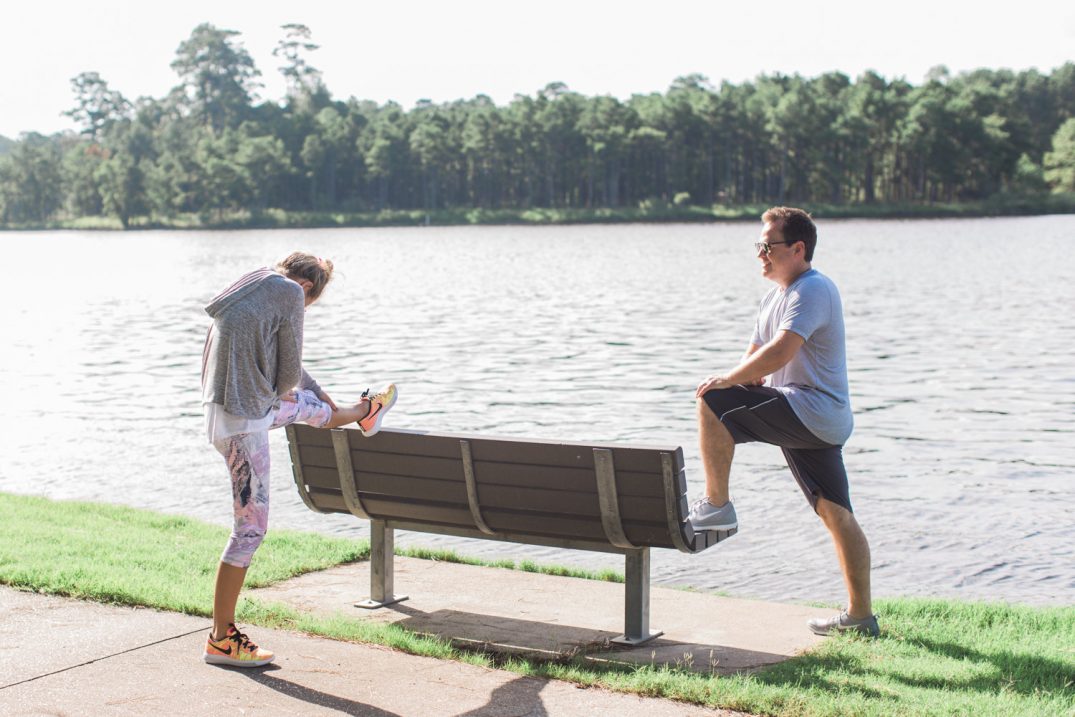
top-left (1, 559), bottom-right (834, 715)
top-left (251, 557), bottom-right (825, 674)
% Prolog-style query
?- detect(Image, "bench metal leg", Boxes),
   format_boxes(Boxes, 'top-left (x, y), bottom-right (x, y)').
top-left (356, 520), bottom-right (408, 609)
top-left (612, 548), bottom-right (663, 645)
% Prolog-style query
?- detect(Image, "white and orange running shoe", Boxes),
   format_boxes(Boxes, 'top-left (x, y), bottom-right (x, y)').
top-left (203, 624), bottom-right (275, 667)
top-left (358, 383), bottom-right (397, 437)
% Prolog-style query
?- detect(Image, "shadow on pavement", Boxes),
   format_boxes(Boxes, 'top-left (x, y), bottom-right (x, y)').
top-left (388, 602), bottom-right (789, 674)
top-left (235, 665), bottom-right (403, 717)
top-left (452, 674), bottom-right (550, 717)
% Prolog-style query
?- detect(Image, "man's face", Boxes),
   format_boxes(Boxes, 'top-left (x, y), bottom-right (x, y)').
top-left (757, 221), bottom-right (801, 285)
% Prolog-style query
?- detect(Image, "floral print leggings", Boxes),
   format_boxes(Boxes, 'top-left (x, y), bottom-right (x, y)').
top-left (213, 389), bottom-right (332, 568)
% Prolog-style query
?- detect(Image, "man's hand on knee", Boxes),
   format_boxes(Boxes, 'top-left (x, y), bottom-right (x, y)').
top-left (696, 374), bottom-right (733, 396)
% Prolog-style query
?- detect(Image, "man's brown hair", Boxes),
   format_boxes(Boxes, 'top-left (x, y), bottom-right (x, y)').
top-left (762, 206), bottom-right (817, 261)
top-left (276, 252), bottom-right (334, 300)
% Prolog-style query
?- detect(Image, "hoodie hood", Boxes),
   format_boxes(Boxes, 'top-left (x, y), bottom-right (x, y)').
top-left (205, 268), bottom-right (279, 318)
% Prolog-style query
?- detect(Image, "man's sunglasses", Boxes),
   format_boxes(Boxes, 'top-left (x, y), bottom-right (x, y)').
top-left (754, 240), bottom-right (794, 255)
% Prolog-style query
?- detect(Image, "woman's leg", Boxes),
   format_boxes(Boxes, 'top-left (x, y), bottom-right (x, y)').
top-left (271, 389), bottom-right (368, 430)
top-left (212, 388), bottom-right (352, 637)
top-left (211, 430), bottom-right (271, 639)
top-left (209, 393), bottom-right (355, 638)
top-left (323, 400), bottom-right (370, 428)
top-left (271, 386), bottom-right (398, 436)
top-left (211, 563), bottom-right (247, 640)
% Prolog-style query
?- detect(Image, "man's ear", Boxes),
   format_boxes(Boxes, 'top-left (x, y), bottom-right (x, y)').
top-left (296, 278), bottom-right (314, 295)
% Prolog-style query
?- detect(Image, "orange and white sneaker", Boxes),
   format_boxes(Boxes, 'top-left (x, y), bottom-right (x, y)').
top-left (358, 383), bottom-right (397, 437)
top-left (203, 624), bottom-right (275, 667)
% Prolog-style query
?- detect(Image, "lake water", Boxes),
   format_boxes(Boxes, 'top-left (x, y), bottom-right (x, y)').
top-left (1, 216), bottom-right (1072, 607)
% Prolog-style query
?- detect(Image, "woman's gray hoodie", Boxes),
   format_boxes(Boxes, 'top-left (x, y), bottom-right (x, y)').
top-left (201, 268), bottom-right (321, 419)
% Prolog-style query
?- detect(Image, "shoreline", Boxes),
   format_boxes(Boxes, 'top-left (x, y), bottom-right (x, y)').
top-left (2, 195), bottom-right (1073, 231)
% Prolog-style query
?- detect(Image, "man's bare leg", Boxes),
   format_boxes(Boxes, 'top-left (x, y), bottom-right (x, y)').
top-left (815, 497), bottom-right (873, 618)
top-left (698, 398), bottom-right (735, 505)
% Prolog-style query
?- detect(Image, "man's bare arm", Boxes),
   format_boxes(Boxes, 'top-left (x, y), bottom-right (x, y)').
top-left (695, 330), bottom-right (804, 397)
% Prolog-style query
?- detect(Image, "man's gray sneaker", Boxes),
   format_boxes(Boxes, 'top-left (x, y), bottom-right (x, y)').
top-left (807, 611), bottom-right (880, 637)
top-left (686, 498), bottom-right (738, 531)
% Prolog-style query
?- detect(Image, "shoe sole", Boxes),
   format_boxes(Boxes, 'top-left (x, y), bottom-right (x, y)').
top-left (691, 523), bottom-right (738, 532)
top-left (807, 621), bottom-right (879, 637)
top-left (359, 387), bottom-right (397, 437)
top-left (203, 652), bottom-right (275, 667)
top-left (689, 519), bottom-right (738, 532)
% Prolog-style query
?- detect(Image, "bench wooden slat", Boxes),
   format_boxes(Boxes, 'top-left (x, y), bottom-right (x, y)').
top-left (305, 488), bottom-right (348, 514)
top-left (447, 484), bottom-right (679, 525)
top-left (482, 510), bottom-right (674, 548)
top-left (621, 521), bottom-right (678, 549)
top-left (305, 469), bottom-right (681, 527)
top-left (302, 465), bottom-right (346, 491)
top-left (291, 424), bottom-right (334, 447)
top-left (472, 442), bottom-right (677, 473)
top-left (351, 427), bottom-right (679, 471)
top-left (298, 444), bottom-right (337, 470)
top-left (359, 497), bottom-right (483, 527)
top-left (355, 430), bottom-right (481, 459)
top-left (354, 472), bottom-right (470, 504)
top-left (310, 489), bottom-right (679, 550)
top-left (357, 495), bottom-right (672, 546)
top-left (471, 461), bottom-right (665, 498)
top-left (304, 467), bottom-right (684, 523)
top-left (481, 508), bottom-right (610, 542)
top-left (349, 451), bottom-right (462, 481)
top-left (337, 449), bottom-right (666, 499)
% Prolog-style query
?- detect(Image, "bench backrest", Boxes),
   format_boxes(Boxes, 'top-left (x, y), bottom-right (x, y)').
top-left (287, 424), bottom-right (721, 554)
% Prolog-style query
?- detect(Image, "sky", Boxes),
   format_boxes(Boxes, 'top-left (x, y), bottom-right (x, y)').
top-left (3, 0), bottom-right (1074, 139)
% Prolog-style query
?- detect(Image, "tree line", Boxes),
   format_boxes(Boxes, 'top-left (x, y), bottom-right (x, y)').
top-left (2, 22), bottom-right (1074, 227)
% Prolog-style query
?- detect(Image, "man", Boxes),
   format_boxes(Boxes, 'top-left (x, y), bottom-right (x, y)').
top-left (687, 206), bottom-right (878, 637)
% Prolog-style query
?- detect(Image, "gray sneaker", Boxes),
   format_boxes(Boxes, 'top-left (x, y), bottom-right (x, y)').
top-left (687, 497), bottom-right (738, 531)
top-left (807, 611), bottom-right (880, 638)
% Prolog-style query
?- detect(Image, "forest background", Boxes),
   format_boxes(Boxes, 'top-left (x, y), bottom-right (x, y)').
top-left (2, 23), bottom-right (1073, 229)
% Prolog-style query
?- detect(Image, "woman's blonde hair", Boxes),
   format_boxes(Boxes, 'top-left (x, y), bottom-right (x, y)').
top-left (276, 252), bottom-right (334, 300)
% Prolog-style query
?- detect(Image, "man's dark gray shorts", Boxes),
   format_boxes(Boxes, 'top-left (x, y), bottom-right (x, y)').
top-left (702, 385), bottom-right (852, 513)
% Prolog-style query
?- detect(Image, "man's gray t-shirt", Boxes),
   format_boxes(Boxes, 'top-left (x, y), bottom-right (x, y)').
top-left (749, 268), bottom-right (853, 445)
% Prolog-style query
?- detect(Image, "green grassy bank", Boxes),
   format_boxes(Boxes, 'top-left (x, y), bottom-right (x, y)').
top-left (3, 194), bottom-right (1074, 231)
top-left (1, 492), bottom-right (1072, 717)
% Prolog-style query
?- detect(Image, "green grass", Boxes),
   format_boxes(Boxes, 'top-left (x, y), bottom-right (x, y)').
top-left (0, 492), bottom-right (369, 614)
top-left (2, 492), bottom-right (1072, 717)
top-left (4, 193), bottom-right (1073, 231)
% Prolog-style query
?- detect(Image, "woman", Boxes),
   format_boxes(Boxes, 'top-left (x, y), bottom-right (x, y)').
top-left (200, 251), bottom-right (396, 667)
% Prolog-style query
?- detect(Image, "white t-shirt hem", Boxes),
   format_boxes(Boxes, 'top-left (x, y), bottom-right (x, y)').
top-left (203, 402), bottom-right (273, 443)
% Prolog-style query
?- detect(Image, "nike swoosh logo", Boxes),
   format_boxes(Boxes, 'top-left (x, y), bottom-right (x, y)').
top-left (213, 643), bottom-right (232, 655)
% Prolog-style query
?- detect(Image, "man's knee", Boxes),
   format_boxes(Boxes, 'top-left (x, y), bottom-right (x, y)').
top-left (697, 396), bottom-right (717, 424)
top-left (816, 497), bottom-right (859, 533)
top-left (697, 397), bottom-right (731, 438)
